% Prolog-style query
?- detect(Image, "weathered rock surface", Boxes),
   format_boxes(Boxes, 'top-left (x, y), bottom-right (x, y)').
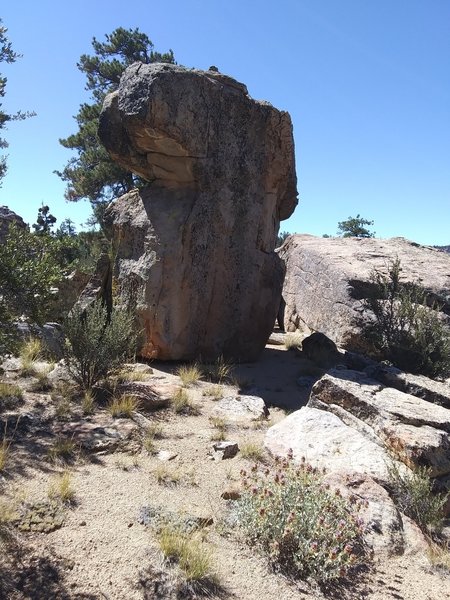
top-left (212, 394), bottom-right (269, 422)
top-left (309, 370), bottom-right (450, 477)
top-left (98, 63), bottom-right (297, 361)
top-left (278, 234), bottom-right (450, 352)
top-left (0, 205), bottom-right (26, 243)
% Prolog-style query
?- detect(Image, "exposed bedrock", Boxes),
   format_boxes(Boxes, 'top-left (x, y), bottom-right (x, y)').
top-left (99, 63), bottom-right (297, 360)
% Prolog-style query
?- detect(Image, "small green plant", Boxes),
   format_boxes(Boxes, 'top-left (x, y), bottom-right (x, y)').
top-left (387, 461), bottom-right (448, 535)
top-left (20, 337), bottom-right (43, 363)
top-left (48, 471), bottom-right (75, 503)
top-left (284, 332), bottom-right (303, 350)
top-left (63, 300), bottom-right (138, 391)
top-left (158, 526), bottom-right (218, 585)
top-left (236, 454), bottom-right (367, 582)
top-left (0, 382), bottom-right (23, 411)
top-left (171, 388), bottom-right (200, 415)
top-left (240, 442), bottom-right (265, 462)
top-left (81, 390), bottom-right (96, 415)
top-left (108, 394), bottom-right (140, 418)
top-left (143, 423), bottom-right (164, 454)
top-left (365, 259), bottom-right (450, 378)
top-left (29, 370), bottom-right (53, 392)
top-left (176, 363), bottom-right (203, 387)
top-left (203, 356), bottom-right (233, 384)
top-left (202, 384), bottom-right (224, 400)
top-left (54, 398), bottom-right (73, 420)
top-left (48, 437), bottom-right (77, 463)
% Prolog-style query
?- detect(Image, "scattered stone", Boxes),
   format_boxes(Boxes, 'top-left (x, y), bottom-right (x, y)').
top-left (156, 450), bottom-right (178, 462)
top-left (213, 441), bottom-right (239, 460)
top-left (98, 62), bottom-right (297, 361)
top-left (267, 333), bottom-right (286, 346)
top-left (221, 487), bottom-right (241, 500)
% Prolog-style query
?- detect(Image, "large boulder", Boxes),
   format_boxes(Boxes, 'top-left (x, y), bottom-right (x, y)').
top-left (98, 64), bottom-right (297, 361)
top-left (278, 234), bottom-right (450, 352)
top-left (0, 206), bottom-right (27, 243)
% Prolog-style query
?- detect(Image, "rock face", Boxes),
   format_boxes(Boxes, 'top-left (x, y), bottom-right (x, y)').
top-left (278, 234), bottom-right (450, 352)
top-left (265, 367), bottom-right (450, 555)
top-left (98, 63), bottom-right (297, 361)
top-left (0, 206), bottom-right (27, 243)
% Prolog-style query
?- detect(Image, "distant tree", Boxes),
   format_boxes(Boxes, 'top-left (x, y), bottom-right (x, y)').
top-left (56, 27), bottom-right (175, 213)
top-left (0, 19), bottom-right (34, 185)
top-left (276, 231), bottom-right (291, 247)
top-left (337, 214), bottom-right (375, 238)
top-left (57, 218), bottom-right (76, 237)
top-left (32, 204), bottom-right (57, 235)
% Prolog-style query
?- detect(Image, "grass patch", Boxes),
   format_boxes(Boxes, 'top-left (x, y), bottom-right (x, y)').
top-left (202, 384), bottom-right (224, 400)
top-left (209, 416), bottom-right (229, 441)
top-left (236, 455), bottom-right (367, 582)
top-left (202, 356), bottom-right (233, 384)
top-left (20, 337), bottom-right (43, 363)
top-left (154, 464), bottom-right (181, 486)
top-left (48, 437), bottom-right (77, 463)
top-left (427, 540), bottom-right (450, 572)
top-left (0, 382), bottom-right (23, 411)
top-left (48, 471), bottom-right (75, 504)
top-left (81, 390), bottom-right (96, 415)
top-left (116, 367), bottom-right (151, 383)
top-left (176, 363), bottom-right (203, 387)
top-left (240, 442), bottom-right (265, 462)
top-left (107, 394), bottom-right (140, 418)
top-left (143, 424), bottom-right (164, 454)
top-left (158, 526), bottom-right (218, 586)
top-left (387, 462), bottom-right (448, 535)
top-left (29, 370), bottom-right (53, 392)
top-left (0, 437), bottom-right (10, 473)
top-left (171, 388), bottom-right (200, 416)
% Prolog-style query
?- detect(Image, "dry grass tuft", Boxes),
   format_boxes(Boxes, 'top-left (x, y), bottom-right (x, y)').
top-left (108, 394), bottom-right (140, 418)
top-left (48, 471), bottom-right (76, 504)
top-left (154, 464), bottom-right (181, 486)
top-left (202, 384), bottom-right (224, 400)
top-left (176, 363), bottom-right (203, 387)
top-left (240, 441), bottom-right (265, 462)
top-left (171, 388), bottom-right (200, 416)
top-left (20, 337), bottom-right (43, 363)
top-left (82, 390), bottom-right (96, 415)
top-left (48, 437), bottom-right (77, 463)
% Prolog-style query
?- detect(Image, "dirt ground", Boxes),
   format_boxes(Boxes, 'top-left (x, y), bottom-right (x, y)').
top-left (0, 335), bottom-right (449, 599)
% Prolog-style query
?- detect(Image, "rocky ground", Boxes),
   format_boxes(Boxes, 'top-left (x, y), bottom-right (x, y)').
top-left (0, 334), bottom-right (449, 599)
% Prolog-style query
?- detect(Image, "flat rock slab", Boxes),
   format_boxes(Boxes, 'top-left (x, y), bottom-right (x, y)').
top-left (310, 370), bottom-right (450, 476)
top-left (53, 415), bottom-right (139, 453)
top-left (264, 406), bottom-right (396, 483)
top-left (213, 395), bottom-right (269, 422)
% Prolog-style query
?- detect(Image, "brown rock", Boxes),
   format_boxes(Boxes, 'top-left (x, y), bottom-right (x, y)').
top-left (98, 63), bottom-right (297, 361)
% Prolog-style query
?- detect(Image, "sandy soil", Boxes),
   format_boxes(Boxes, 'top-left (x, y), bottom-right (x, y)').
top-left (0, 336), bottom-right (449, 599)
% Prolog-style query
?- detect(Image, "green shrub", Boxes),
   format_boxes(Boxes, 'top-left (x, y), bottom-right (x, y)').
top-left (365, 258), bottom-right (450, 378)
top-left (63, 300), bottom-right (137, 390)
top-left (387, 462), bottom-right (448, 535)
top-left (236, 455), bottom-right (366, 582)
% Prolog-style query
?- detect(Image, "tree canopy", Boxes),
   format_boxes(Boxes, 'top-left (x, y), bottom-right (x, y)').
top-left (56, 27), bottom-right (175, 209)
top-left (337, 214), bottom-right (375, 238)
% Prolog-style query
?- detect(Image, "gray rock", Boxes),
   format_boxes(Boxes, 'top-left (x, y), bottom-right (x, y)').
top-left (213, 441), bottom-right (239, 459)
top-left (213, 394), bottom-right (269, 422)
top-left (309, 370), bottom-right (450, 477)
top-left (98, 63), bottom-right (297, 361)
top-left (278, 234), bottom-right (450, 353)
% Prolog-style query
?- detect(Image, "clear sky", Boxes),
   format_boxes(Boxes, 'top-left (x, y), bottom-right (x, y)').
top-left (0, 0), bottom-right (449, 245)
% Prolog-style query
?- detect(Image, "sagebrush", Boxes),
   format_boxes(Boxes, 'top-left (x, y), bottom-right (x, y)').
top-left (236, 453), bottom-right (367, 582)
top-left (64, 300), bottom-right (137, 390)
top-left (365, 258), bottom-right (450, 378)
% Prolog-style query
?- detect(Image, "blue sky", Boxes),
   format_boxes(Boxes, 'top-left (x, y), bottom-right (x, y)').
top-left (1, 0), bottom-right (449, 244)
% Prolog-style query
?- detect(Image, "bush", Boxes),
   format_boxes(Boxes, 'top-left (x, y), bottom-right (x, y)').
top-left (236, 455), bottom-right (366, 582)
top-left (365, 259), bottom-right (450, 378)
top-left (387, 462), bottom-right (448, 535)
top-left (63, 300), bottom-right (137, 390)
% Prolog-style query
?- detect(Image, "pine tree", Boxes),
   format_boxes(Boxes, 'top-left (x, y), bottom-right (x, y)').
top-left (56, 27), bottom-right (175, 209)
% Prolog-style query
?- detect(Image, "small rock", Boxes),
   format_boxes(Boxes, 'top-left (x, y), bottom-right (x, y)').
top-left (221, 487), bottom-right (241, 500)
top-left (79, 520), bottom-right (86, 526)
top-left (213, 441), bottom-right (239, 459)
top-left (157, 450), bottom-right (178, 462)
